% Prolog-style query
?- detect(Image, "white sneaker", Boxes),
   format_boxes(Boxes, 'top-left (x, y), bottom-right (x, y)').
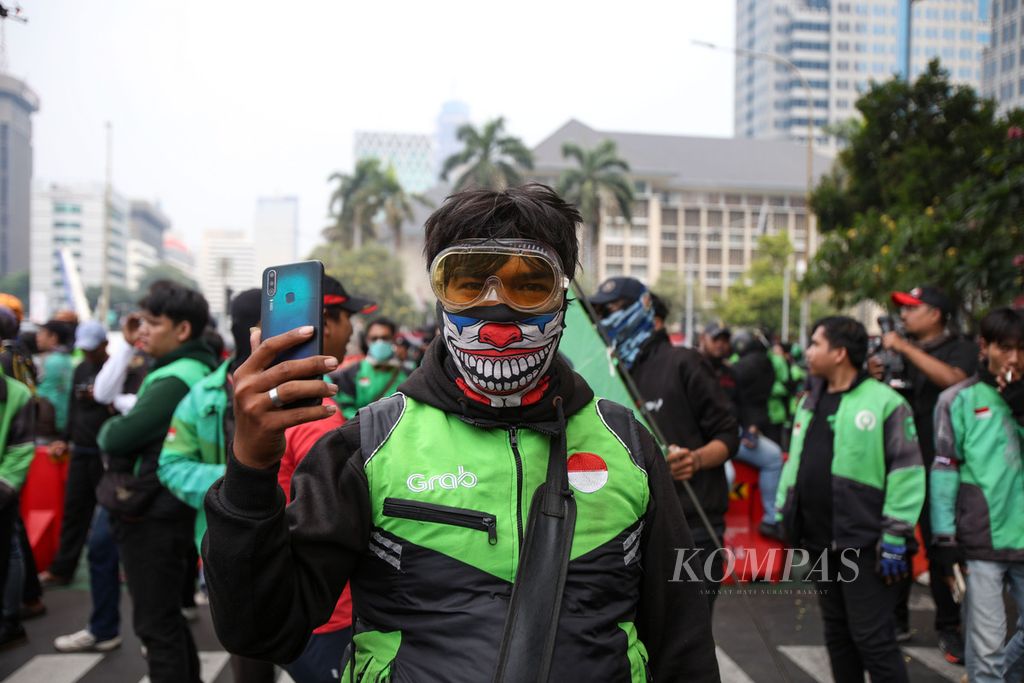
top-left (54, 629), bottom-right (122, 653)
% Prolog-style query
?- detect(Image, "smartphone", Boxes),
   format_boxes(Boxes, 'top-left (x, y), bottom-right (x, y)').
top-left (260, 260), bottom-right (324, 408)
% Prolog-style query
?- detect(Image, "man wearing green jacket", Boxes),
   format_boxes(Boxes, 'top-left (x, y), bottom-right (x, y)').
top-left (931, 307), bottom-right (1024, 683)
top-left (97, 281), bottom-right (218, 683)
top-left (334, 316), bottom-right (404, 420)
top-left (0, 368), bottom-right (35, 646)
top-left (776, 316), bottom-right (924, 683)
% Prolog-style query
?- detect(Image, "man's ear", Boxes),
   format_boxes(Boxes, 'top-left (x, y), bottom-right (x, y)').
top-left (175, 320), bottom-right (192, 343)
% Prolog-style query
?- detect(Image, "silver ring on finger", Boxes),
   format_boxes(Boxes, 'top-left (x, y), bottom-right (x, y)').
top-left (268, 386), bottom-right (284, 409)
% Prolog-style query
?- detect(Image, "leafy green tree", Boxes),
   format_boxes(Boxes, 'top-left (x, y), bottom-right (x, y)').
top-left (557, 140), bottom-right (633, 281)
top-left (714, 233), bottom-right (830, 339)
top-left (440, 117), bottom-right (534, 191)
top-left (325, 158), bottom-right (384, 248)
top-left (807, 60), bottom-right (1024, 319)
top-left (86, 284), bottom-right (136, 311)
top-left (369, 167), bottom-right (432, 251)
top-left (0, 271), bottom-right (29, 307)
top-left (325, 160), bottom-right (431, 250)
top-left (307, 243), bottom-right (421, 327)
top-left (135, 263), bottom-right (197, 295)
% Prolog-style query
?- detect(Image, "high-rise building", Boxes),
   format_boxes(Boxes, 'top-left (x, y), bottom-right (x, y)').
top-left (0, 73), bottom-right (39, 278)
top-left (129, 200), bottom-right (170, 257)
top-left (198, 229), bottom-right (256, 326)
top-left (354, 131), bottom-right (435, 194)
top-left (253, 196), bottom-right (298, 276)
top-left (29, 182), bottom-right (130, 319)
top-left (163, 232), bottom-right (197, 281)
top-left (126, 201), bottom-right (171, 292)
top-left (735, 0), bottom-right (991, 147)
top-left (530, 120), bottom-right (831, 305)
top-left (435, 100), bottom-right (470, 178)
top-left (982, 0), bottom-right (1023, 112)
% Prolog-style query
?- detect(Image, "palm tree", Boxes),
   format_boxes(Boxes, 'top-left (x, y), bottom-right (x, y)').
top-left (441, 117), bottom-right (534, 191)
top-left (556, 140), bottom-right (634, 280)
top-left (375, 167), bottom-right (432, 251)
top-left (325, 158), bottom-right (382, 248)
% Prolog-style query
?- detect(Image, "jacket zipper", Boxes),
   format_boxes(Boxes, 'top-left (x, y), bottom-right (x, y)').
top-left (509, 428), bottom-right (525, 548)
top-left (383, 498), bottom-right (497, 545)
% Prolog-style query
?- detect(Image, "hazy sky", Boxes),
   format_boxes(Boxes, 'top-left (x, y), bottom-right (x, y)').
top-left (7, 0), bottom-right (736, 256)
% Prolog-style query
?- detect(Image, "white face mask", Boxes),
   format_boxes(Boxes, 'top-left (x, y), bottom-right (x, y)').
top-left (440, 307), bottom-right (565, 408)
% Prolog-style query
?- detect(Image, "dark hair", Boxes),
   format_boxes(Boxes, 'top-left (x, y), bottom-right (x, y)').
top-left (202, 325), bottom-right (225, 359)
top-left (138, 280), bottom-right (210, 341)
top-left (362, 317), bottom-right (398, 354)
top-left (649, 292), bottom-right (668, 321)
top-left (41, 320), bottom-right (75, 346)
top-left (423, 183), bottom-right (582, 277)
top-left (979, 307), bottom-right (1024, 347)
top-left (812, 316), bottom-right (868, 369)
top-left (367, 317), bottom-right (398, 337)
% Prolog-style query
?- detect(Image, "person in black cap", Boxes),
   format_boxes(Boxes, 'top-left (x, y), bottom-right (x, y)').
top-left (592, 276), bottom-right (739, 611)
top-left (874, 284), bottom-right (978, 661)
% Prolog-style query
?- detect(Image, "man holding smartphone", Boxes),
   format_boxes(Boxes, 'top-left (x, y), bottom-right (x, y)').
top-left (202, 184), bottom-right (718, 681)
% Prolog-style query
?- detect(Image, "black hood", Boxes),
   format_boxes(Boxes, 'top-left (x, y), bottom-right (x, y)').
top-left (398, 337), bottom-right (594, 434)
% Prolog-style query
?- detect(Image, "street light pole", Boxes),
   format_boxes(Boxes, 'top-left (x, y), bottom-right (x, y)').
top-left (693, 40), bottom-right (816, 343)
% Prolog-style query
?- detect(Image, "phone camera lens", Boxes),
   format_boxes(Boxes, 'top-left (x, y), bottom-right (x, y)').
top-left (267, 270), bottom-right (277, 296)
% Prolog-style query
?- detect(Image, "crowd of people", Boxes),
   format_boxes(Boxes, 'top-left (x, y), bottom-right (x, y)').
top-left (0, 182), bottom-right (1020, 682)
top-left (0, 274), bottom-right (434, 681)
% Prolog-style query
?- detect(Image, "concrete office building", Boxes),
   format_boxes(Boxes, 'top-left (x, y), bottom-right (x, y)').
top-left (354, 131), bottom-right (435, 194)
top-left (530, 120), bottom-right (831, 303)
top-left (29, 182), bottom-right (129, 319)
top-left (735, 0), bottom-right (991, 147)
top-left (163, 232), bottom-right (197, 281)
top-left (983, 0), bottom-right (1024, 112)
top-left (198, 229), bottom-right (256, 326)
top-left (0, 73), bottom-right (38, 278)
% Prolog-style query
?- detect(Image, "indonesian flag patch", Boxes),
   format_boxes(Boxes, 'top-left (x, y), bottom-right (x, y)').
top-left (166, 427), bottom-right (177, 443)
top-left (567, 453), bottom-right (609, 494)
top-left (974, 407), bottom-right (992, 420)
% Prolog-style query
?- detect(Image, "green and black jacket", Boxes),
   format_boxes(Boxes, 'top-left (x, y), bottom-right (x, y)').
top-left (0, 369), bottom-right (35, 491)
top-left (931, 370), bottom-right (1024, 562)
top-left (98, 339), bottom-right (218, 519)
top-left (776, 375), bottom-right (925, 549)
top-left (203, 340), bottom-right (719, 682)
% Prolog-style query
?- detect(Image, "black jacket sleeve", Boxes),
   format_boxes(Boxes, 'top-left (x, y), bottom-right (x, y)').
top-left (684, 354), bottom-right (740, 457)
top-left (202, 419), bottom-right (370, 663)
top-left (636, 424), bottom-right (721, 682)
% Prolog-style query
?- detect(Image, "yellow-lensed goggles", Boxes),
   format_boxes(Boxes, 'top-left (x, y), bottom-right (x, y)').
top-left (429, 239), bottom-right (569, 313)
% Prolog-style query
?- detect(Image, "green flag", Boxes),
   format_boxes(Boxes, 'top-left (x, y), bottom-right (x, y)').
top-left (560, 292), bottom-right (653, 435)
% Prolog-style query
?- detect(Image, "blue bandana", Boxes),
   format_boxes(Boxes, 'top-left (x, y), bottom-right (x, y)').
top-left (599, 293), bottom-right (655, 369)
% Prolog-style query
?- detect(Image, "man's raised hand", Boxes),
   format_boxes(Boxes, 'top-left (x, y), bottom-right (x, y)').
top-left (232, 326), bottom-right (339, 469)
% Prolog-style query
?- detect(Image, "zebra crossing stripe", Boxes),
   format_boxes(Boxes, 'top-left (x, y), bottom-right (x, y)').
top-left (778, 645), bottom-right (836, 682)
top-left (715, 647), bottom-right (755, 683)
top-left (0, 653), bottom-right (103, 683)
top-left (139, 650), bottom-right (230, 683)
top-left (903, 646), bottom-right (964, 680)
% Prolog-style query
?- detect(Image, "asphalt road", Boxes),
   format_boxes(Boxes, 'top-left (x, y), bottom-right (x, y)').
top-left (0, 578), bottom-right (971, 682)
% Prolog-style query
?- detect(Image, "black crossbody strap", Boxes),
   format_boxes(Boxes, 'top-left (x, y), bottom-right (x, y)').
top-left (493, 397), bottom-right (576, 683)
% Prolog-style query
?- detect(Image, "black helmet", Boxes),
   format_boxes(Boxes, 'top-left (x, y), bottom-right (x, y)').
top-left (731, 329), bottom-right (767, 357)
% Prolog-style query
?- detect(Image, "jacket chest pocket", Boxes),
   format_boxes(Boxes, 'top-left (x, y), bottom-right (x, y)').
top-left (383, 498), bottom-right (497, 545)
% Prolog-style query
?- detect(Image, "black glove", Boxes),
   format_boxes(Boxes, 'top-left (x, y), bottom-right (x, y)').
top-left (930, 535), bottom-right (961, 577)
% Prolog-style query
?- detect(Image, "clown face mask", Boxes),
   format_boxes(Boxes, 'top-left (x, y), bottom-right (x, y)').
top-left (441, 307), bottom-right (565, 408)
